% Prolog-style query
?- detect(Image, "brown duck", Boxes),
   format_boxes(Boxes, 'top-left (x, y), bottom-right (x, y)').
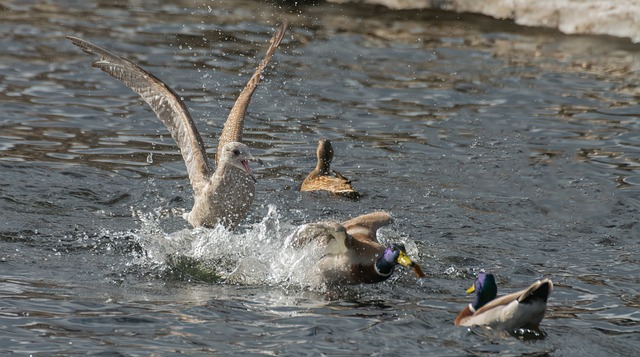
top-left (67, 21), bottom-right (287, 229)
top-left (299, 139), bottom-right (359, 198)
top-left (287, 211), bottom-right (425, 284)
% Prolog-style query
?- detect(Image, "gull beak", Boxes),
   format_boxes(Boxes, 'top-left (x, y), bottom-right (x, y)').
top-left (241, 159), bottom-right (257, 183)
top-left (397, 250), bottom-right (426, 278)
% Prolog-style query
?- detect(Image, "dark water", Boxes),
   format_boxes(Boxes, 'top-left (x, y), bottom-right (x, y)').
top-left (2, 0), bottom-right (640, 355)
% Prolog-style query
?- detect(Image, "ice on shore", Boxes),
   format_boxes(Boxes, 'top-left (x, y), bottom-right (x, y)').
top-left (329, 0), bottom-right (640, 43)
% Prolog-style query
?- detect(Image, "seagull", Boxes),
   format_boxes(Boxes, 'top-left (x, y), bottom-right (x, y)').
top-left (67, 20), bottom-right (287, 229)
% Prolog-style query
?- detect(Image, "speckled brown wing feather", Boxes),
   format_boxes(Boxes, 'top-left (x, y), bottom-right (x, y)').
top-left (215, 20), bottom-right (287, 164)
top-left (67, 36), bottom-right (212, 196)
top-left (300, 173), bottom-right (359, 197)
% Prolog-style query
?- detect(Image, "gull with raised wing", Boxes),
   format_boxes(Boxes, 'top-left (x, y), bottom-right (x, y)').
top-left (67, 21), bottom-right (287, 229)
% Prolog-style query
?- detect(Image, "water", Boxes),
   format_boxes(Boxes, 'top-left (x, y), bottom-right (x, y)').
top-left (2, 0), bottom-right (640, 355)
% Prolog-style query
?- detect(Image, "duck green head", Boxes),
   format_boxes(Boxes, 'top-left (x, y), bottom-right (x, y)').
top-left (467, 272), bottom-right (498, 310)
top-left (376, 243), bottom-right (426, 279)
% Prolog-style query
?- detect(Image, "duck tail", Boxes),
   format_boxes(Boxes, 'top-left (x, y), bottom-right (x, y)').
top-left (518, 278), bottom-right (553, 304)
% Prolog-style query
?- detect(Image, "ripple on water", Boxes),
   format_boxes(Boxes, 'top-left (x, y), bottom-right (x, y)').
top-left (3, 0), bottom-right (640, 355)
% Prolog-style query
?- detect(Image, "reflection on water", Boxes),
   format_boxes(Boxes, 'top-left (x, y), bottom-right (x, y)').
top-left (1, 0), bottom-right (640, 355)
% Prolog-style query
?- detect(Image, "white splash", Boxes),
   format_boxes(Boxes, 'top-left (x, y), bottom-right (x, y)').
top-left (131, 205), bottom-right (425, 292)
top-left (134, 205), bottom-right (327, 290)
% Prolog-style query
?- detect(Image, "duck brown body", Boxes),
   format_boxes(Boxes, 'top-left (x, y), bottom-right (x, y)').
top-left (300, 139), bottom-right (359, 198)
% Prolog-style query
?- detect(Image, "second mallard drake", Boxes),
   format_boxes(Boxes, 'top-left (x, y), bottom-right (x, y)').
top-left (454, 272), bottom-right (553, 331)
top-left (299, 139), bottom-right (359, 198)
top-left (287, 211), bottom-right (425, 284)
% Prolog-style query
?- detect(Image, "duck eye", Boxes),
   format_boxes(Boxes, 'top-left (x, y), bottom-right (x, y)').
top-left (233, 149), bottom-right (240, 156)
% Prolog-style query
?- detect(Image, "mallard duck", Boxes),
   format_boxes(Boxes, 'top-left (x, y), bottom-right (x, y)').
top-left (299, 139), bottom-right (359, 198)
top-left (454, 272), bottom-right (553, 331)
top-left (66, 21), bottom-right (287, 229)
top-left (288, 211), bottom-right (425, 284)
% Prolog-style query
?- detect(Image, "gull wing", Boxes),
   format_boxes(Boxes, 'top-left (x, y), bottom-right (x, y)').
top-left (67, 36), bottom-right (213, 195)
top-left (215, 20), bottom-right (287, 164)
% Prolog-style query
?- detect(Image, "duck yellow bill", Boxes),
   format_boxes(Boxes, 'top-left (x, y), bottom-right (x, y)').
top-left (396, 251), bottom-right (426, 278)
top-left (466, 284), bottom-right (475, 294)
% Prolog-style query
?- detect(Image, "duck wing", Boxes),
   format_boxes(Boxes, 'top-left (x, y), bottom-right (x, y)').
top-left (342, 211), bottom-right (393, 243)
top-left (287, 221), bottom-right (349, 255)
top-left (216, 20), bottom-right (287, 164)
top-left (67, 36), bottom-right (213, 196)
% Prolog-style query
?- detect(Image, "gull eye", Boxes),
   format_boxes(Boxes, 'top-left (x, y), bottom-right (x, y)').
top-left (233, 149), bottom-right (240, 156)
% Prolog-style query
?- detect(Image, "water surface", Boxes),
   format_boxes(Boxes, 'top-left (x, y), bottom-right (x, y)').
top-left (1, 1), bottom-right (640, 355)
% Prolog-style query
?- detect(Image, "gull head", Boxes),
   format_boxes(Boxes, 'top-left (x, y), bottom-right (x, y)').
top-left (219, 142), bottom-right (261, 182)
